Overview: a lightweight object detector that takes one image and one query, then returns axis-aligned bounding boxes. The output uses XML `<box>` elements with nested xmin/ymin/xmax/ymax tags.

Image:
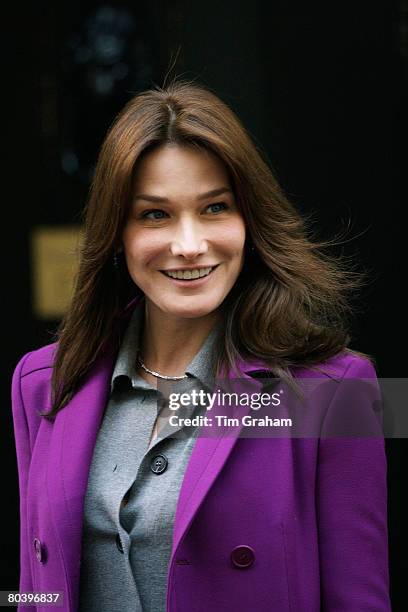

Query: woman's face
<box><xmin>122</xmin><ymin>144</ymin><xmax>246</xmax><ymax>320</ymax></box>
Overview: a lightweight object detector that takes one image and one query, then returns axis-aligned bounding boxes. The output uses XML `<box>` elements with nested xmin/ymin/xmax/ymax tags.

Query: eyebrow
<box><xmin>133</xmin><ymin>187</ymin><xmax>232</xmax><ymax>203</ymax></box>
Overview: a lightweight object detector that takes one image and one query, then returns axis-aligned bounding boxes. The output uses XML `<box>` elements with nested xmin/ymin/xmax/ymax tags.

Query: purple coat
<box><xmin>11</xmin><ymin>296</ymin><xmax>391</xmax><ymax>611</ymax></box>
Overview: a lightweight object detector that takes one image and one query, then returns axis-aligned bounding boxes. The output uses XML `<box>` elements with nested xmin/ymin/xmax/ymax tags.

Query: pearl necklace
<box><xmin>137</xmin><ymin>351</ymin><xmax>188</xmax><ymax>380</ymax></box>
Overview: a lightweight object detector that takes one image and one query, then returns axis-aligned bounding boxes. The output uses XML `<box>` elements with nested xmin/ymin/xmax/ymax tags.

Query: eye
<box><xmin>206</xmin><ymin>202</ymin><xmax>228</xmax><ymax>214</ymax></box>
<box><xmin>141</xmin><ymin>209</ymin><xmax>168</xmax><ymax>220</ymax></box>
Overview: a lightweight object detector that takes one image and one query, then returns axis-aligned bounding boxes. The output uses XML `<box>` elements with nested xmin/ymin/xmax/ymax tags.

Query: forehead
<box><xmin>132</xmin><ymin>144</ymin><xmax>231</xmax><ymax>193</ymax></box>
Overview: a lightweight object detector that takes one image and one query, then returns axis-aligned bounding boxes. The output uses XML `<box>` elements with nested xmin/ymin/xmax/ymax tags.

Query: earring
<box><xmin>113</xmin><ymin>244</ymin><xmax>124</xmax><ymax>268</ymax></box>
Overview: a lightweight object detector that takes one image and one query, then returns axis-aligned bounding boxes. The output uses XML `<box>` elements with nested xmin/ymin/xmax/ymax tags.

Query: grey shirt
<box><xmin>78</xmin><ymin>302</ymin><xmax>219</xmax><ymax>612</ymax></box>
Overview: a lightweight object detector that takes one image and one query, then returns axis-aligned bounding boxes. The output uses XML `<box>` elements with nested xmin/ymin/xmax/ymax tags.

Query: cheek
<box><xmin>123</xmin><ymin>228</ymin><xmax>164</xmax><ymax>264</ymax></box>
<box><xmin>220</xmin><ymin>220</ymin><xmax>246</xmax><ymax>258</ymax></box>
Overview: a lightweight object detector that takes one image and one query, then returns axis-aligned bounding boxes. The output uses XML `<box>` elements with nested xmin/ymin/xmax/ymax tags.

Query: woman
<box><xmin>11</xmin><ymin>80</ymin><xmax>390</xmax><ymax>611</ymax></box>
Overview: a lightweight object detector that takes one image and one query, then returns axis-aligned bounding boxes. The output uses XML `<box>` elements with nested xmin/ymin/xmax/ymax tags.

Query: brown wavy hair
<box><xmin>43</xmin><ymin>78</ymin><xmax>373</xmax><ymax>419</ymax></box>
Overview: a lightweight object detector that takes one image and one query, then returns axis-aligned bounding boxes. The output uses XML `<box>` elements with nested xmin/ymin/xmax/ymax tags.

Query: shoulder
<box><xmin>13</xmin><ymin>342</ymin><xmax>57</xmax><ymax>379</ymax></box>
<box><xmin>12</xmin><ymin>343</ymin><xmax>57</xmax><ymax>419</ymax></box>
<box><xmin>11</xmin><ymin>343</ymin><xmax>58</xmax><ymax>447</ymax></box>
<box><xmin>289</xmin><ymin>349</ymin><xmax>377</xmax><ymax>381</ymax></box>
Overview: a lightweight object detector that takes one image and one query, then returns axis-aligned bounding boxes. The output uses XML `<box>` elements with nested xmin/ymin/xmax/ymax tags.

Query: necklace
<box><xmin>137</xmin><ymin>351</ymin><xmax>188</xmax><ymax>380</ymax></box>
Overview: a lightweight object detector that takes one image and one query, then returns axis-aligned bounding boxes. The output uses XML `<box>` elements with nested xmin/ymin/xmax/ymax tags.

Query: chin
<box><xmin>159</xmin><ymin>299</ymin><xmax>221</xmax><ymax>320</ymax></box>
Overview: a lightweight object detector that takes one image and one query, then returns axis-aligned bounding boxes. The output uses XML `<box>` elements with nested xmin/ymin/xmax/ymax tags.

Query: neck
<box><xmin>139</xmin><ymin>299</ymin><xmax>220</xmax><ymax>377</ymax></box>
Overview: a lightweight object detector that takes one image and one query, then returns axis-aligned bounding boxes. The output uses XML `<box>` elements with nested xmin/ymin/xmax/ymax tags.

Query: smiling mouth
<box><xmin>160</xmin><ymin>265</ymin><xmax>219</xmax><ymax>281</ymax></box>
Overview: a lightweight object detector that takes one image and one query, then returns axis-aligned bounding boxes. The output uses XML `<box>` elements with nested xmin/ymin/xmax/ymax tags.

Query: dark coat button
<box><xmin>150</xmin><ymin>453</ymin><xmax>168</xmax><ymax>474</ymax></box>
<box><xmin>33</xmin><ymin>538</ymin><xmax>44</xmax><ymax>563</ymax></box>
<box><xmin>115</xmin><ymin>533</ymin><xmax>124</xmax><ymax>553</ymax></box>
<box><xmin>231</xmin><ymin>545</ymin><xmax>255</xmax><ymax>568</ymax></box>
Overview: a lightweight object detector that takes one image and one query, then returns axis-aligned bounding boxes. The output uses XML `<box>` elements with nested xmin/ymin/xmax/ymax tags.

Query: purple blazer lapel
<box><xmin>170</xmin><ymin>372</ymin><xmax>265</xmax><ymax>557</ymax></box>
<box><xmin>47</xmin><ymin>296</ymin><xmax>142</xmax><ymax>607</ymax></box>
<box><xmin>47</xmin><ymin>345</ymin><xmax>118</xmax><ymax>608</ymax></box>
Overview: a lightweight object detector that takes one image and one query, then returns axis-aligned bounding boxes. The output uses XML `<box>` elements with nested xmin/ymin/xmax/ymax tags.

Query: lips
<box><xmin>160</xmin><ymin>264</ymin><xmax>219</xmax><ymax>282</ymax></box>
<box><xmin>164</xmin><ymin>266</ymin><xmax>213</xmax><ymax>280</ymax></box>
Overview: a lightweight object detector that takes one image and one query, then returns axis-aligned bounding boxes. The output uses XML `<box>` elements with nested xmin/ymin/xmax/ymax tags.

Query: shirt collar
<box><xmin>110</xmin><ymin>299</ymin><xmax>145</xmax><ymax>392</ymax></box>
<box><xmin>184</xmin><ymin>321</ymin><xmax>221</xmax><ymax>390</ymax></box>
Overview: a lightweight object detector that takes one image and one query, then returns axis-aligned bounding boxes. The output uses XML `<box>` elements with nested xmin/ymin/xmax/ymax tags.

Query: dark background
<box><xmin>3</xmin><ymin>0</ymin><xmax>406</xmax><ymax>609</ymax></box>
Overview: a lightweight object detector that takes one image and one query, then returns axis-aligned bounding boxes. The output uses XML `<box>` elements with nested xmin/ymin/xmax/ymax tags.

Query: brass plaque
<box><xmin>31</xmin><ymin>226</ymin><xmax>83</xmax><ymax>319</ymax></box>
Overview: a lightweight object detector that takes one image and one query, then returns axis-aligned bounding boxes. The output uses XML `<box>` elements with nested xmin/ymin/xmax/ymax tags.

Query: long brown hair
<box><xmin>43</xmin><ymin>78</ymin><xmax>373</xmax><ymax>419</ymax></box>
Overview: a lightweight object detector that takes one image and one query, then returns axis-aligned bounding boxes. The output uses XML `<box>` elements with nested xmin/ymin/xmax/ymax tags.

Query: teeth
<box><xmin>165</xmin><ymin>267</ymin><xmax>214</xmax><ymax>280</ymax></box>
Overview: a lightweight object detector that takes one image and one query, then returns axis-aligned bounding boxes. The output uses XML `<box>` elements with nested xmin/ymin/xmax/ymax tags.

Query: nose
<box><xmin>169</xmin><ymin>219</ymin><xmax>208</xmax><ymax>259</ymax></box>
